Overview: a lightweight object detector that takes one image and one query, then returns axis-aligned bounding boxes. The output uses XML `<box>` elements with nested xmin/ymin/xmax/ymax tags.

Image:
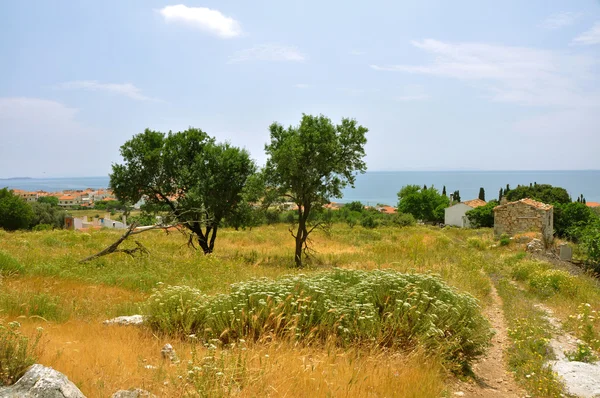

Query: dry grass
<box><xmin>0</xmin><ymin>224</ymin><xmax>499</xmax><ymax>397</ymax></box>
<box><xmin>15</xmin><ymin>319</ymin><xmax>444</xmax><ymax>398</ymax></box>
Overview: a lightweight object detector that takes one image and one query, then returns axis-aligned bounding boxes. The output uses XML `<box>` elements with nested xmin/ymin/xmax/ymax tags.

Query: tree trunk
<box><xmin>294</xmin><ymin>220</ymin><xmax>304</xmax><ymax>267</ymax></box>
<box><xmin>208</xmin><ymin>225</ymin><xmax>218</xmax><ymax>252</ymax></box>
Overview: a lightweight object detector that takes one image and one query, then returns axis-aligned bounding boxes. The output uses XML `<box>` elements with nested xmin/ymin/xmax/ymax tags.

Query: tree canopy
<box><xmin>505</xmin><ymin>183</ymin><xmax>570</xmax><ymax>204</ymax></box>
<box><xmin>466</xmin><ymin>200</ymin><xmax>498</xmax><ymax>228</ymax></box>
<box><xmin>0</xmin><ymin>188</ymin><xmax>34</xmax><ymax>231</ymax></box>
<box><xmin>397</xmin><ymin>185</ymin><xmax>449</xmax><ymax>223</ymax></box>
<box><xmin>110</xmin><ymin>128</ymin><xmax>256</xmax><ymax>254</ymax></box>
<box><xmin>264</xmin><ymin>114</ymin><xmax>368</xmax><ymax>267</ymax></box>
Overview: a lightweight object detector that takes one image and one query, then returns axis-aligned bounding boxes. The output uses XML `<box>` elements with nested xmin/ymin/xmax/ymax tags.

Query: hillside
<box><xmin>1</xmin><ymin>225</ymin><xmax>599</xmax><ymax>397</ymax></box>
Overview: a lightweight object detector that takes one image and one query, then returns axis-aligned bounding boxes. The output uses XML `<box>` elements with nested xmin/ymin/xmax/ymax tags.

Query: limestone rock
<box><xmin>111</xmin><ymin>388</ymin><xmax>156</xmax><ymax>398</ymax></box>
<box><xmin>103</xmin><ymin>315</ymin><xmax>145</xmax><ymax>326</ymax></box>
<box><xmin>526</xmin><ymin>239</ymin><xmax>544</xmax><ymax>253</ymax></box>
<box><xmin>0</xmin><ymin>364</ymin><xmax>85</xmax><ymax>398</ymax></box>
<box><xmin>161</xmin><ymin>344</ymin><xmax>178</xmax><ymax>362</ymax></box>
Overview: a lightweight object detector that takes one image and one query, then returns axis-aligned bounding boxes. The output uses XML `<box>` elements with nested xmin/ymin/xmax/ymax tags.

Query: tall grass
<box><xmin>0</xmin><ymin>321</ymin><xmax>42</xmax><ymax>386</ymax></box>
<box><xmin>146</xmin><ymin>269</ymin><xmax>492</xmax><ymax>372</ymax></box>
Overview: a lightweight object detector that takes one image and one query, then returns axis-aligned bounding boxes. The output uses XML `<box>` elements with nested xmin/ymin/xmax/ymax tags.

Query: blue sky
<box><xmin>1</xmin><ymin>1</ymin><xmax>599</xmax><ymax>178</ymax></box>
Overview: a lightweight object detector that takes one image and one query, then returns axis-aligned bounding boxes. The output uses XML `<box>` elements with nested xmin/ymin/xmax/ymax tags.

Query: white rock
<box><xmin>160</xmin><ymin>344</ymin><xmax>178</xmax><ymax>362</ymax></box>
<box><xmin>0</xmin><ymin>364</ymin><xmax>85</xmax><ymax>398</ymax></box>
<box><xmin>103</xmin><ymin>315</ymin><xmax>145</xmax><ymax>326</ymax></box>
<box><xmin>111</xmin><ymin>388</ymin><xmax>156</xmax><ymax>398</ymax></box>
<box><xmin>550</xmin><ymin>360</ymin><xmax>600</xmax><ymax>398</ymax></box>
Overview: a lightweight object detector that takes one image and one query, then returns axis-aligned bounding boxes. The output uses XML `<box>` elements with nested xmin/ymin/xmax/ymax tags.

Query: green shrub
<box><xmin>511</xmin><ymin>260</ymin><xmax>544</xmax><ymax>282</ymax></box>
<box><xmin>466</xmin><ymin>237</ymin><xmax>487</xmax><ymax>251</ymax></box>
<box><xmin>499</xmin><ymin>234</ymin><xmax>511</xmax><ymax>246</ymax></box>
<box><xmin>0</xmin><ymin>321</ymin><xmax>42</xmax><ymax>386</ymax></box>
<box><xmin>146</xmin><ymin>269</ymin><xmax>492</xmax><ymax>372</ymax></box>
<box><xmin>528</xmin><ymin>269</ymin><xmax>576</xmax><ymax>298</ymax></box>
<box><xmin>32</xmin><ymin>224</ymin><xmax>53</xmax><ymax>231</ymax></box>
<box><xmin>0</xmin><ymin>251</ymin><xmax>25</xmax><ymax>276</ymax></box>
<box><xmin>393</xmin><ymin>212</ymin><xmax>416</xmax><ymax>227</ymax></box>
<box><xmin>360</xmin><ymin>214</ymin><xmax>377</xmax><ymax>229</ymax></box>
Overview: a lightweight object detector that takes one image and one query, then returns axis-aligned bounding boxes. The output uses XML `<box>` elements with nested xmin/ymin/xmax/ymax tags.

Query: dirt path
<box><xmin>454</xmin><ymin>284</ymin><xmax>526</xmax><ymax>398</ymax></box>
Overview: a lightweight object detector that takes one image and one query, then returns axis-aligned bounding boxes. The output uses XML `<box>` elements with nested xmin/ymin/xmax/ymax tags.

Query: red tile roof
<box><xmin>587</xmin><ymin>202</ymin><xmax>600</xmax><ymax>208</ymax></box>
<box><xmin>463</xmin><ymin>199</ymin><xmax>487</xmax><ymax>208</ymax></box>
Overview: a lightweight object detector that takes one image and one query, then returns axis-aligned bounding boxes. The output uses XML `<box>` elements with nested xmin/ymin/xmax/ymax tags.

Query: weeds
<box><xmin>496</xmin><ymin>279</ymin><xmax>564</xmax><ymax>396</ymax></box>
<box><xmin>0</xmin><ymin>321</ymin><xmax>42</xmax><ymax>386</ymax></box>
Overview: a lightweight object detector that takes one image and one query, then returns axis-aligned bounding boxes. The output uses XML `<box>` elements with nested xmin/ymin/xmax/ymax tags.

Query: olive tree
<box><xmin>264</xmin><ymin>114</ymin><xmax>368</xmax><ymax>267</ymax></box>
<box><xmin>110</xmin><ymin>128</ymin><xmax>256</xmax><ymax>254</ymax></box>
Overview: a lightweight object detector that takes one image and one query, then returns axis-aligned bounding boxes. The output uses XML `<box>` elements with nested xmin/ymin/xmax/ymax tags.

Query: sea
<box><xmin>2</xmin><ymin>171</ymin><xmax>599</xmax><ymax>206</ymax></box>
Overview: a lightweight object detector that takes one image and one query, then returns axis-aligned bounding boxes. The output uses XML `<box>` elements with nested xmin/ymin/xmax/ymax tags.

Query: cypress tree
<box><xmin>498</xmin><ymin>188</ymin><xmax>503</xmax><ymax>201</ymax></box>
<box><xmin>478</xmin><ymin>187</ymin><xmax>485</xmax><ymax>201</ymax></box>
<box><xmin>442</xmin><ymin>185</ymin><xmax>446</xmax><ymax>196</ymax></box>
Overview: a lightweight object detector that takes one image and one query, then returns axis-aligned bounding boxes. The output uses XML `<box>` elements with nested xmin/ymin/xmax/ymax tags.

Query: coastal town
<box><xmin>9</xmin><ymin>187</ymin><xmax>117</xmax><ymax>208</ymax></box>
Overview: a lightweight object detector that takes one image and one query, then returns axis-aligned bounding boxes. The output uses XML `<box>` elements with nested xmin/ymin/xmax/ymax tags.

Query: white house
<box><xmin>444</xmin><ymin>199</ymin><xmax>487</xmax><ymax>227</ymax></box>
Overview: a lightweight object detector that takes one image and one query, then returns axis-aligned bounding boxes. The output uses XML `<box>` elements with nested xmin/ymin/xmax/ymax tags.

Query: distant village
<box><xmin>10</xmin><ymin>187</ymin><xmax>119</xmax><ymax>208</ymax></box>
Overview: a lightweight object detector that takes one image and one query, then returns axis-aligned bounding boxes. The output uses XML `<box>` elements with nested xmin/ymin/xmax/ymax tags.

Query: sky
<box><xmin>1</xmin><ymin>0</ymin><xmax>599</xmax><ymax>178</ymax></box>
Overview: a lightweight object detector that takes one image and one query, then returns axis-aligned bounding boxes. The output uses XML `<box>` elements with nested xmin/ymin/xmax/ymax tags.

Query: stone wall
<box><xmin>494</xmin><ymin>202</ymin><xmax>553</xmax><ymax>242</ymax></box>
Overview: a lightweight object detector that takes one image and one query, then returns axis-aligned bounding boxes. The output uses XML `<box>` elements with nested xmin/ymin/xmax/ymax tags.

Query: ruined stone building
<box><xmin>493</xmin><ymin>198</ymin><xmax>553</xmax><ymax>242</ymax></box>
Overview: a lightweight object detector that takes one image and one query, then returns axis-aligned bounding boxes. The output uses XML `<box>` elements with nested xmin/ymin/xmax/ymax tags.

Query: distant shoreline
<box><xmin>0</xmin><ymin>177</ymin><xmax>32</xmax><ymax>180</ymax></box>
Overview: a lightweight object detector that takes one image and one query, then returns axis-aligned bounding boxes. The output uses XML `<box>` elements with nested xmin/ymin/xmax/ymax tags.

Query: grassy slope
<box><xmin>0</xmin><ymin>225</ymin><xmax>598</xmax><ymax>397</ymax></box>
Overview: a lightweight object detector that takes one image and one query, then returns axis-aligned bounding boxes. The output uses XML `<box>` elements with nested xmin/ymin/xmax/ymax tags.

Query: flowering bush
<box><xmin>146</xmin><ymin>269</ymin><xmax>492</xmax><ymax>371</ymax></box>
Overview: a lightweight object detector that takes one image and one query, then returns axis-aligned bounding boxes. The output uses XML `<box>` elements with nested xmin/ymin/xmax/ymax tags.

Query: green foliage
<box><xmin>392</xmin><ymin>212</ymin><xmax>416</xmax><ymax>227</ymax></box>
<box><xmin>0</xmin><ymin>250</ymin><xmax>25</xmax><ymax>276</ymax></box>
<box><xmin>499</xmin><ymin>233</ymin><xmax>511</xmax><ymax>246</ymax></box>
<box><xmin>110</xmin><ymin>128</ymin><xmax>257</xmax><ymax>254</ymax></box>
<box><xmin>264</xmin><ymin>114</ymin><xmax>368</xmax><ymax>267</ymax></box>
<box><xmin>360</xmin><ymin>214</ymin><xmax>378</xmax><ymax>229</ymax></box>
<box><xmin>505</xmin><ymin>183</ymin><xmax>571</xmax><ymax>204</ymax></box>
<box><xmin>528</xmin><ymin>269</ymin><xmax>577</xmax><ymax>298</ymax></box>
<box><xmin>554</xmin><ymin>202</ymin><xmax>597</xmax><ymax>240</ymax></box>
<box><xmin>32</xmin><ymin>224</ymin><xmax>52</xmax><ymax>231</ymax></box>
<box><xmin>29</xmin><ymin>202</ymin><xmax>66</xmax><ymax>229</ymax></box>
<box><xmin>466</xmin><ymin>200</ymin><xmax>498</xmax><ymax>228</ymax></box>
<box><xmin>565</xmin><ymin>343</ymin><xmax>598</xmax><ymax>363</ymax></box>
<box><xmin>397</xmin><ymin>185</ymin><xmax>449</xmax><ymax>223</ymax></box>
<box><xmin>568</xmin><ymin>303</ymin><xmax>600</xmax><ymax>352</ymax></box>
<box><xmin>0</xmin><ymin>321</ymin><xmax>42</xmax><ymax>386</ymax></box>
<box><xmin>146</xmin><ymin>269</ymin><xmax>491</xmax><ymax>372</ymax></box>
<box><xmin>466</xmin><ymin>237</ymin><xmax>487</xmax><ymax>251</ymax></box>
<box><xmin>37</xmin><ymin>196</ymin><xmax>59</xmax><ymax>206</ymax></box>
<box><xmin>0</xmin><ymin>188</ymin><xmax>34</xmax><ymax>231</ymax></box>
<box><xmin>127</xmin><ymin>212</ymin><xmax>156</xmax><ymax>227</ymax></box>
<box><xmin>345</xmin><ymin>201</ymin><xmax>364</xmax><ymax>213</ymax></box>
<box><xmin>580</xmin><ymin>223</ymin><xmax>600</xmax><ymax>271</ymax></box>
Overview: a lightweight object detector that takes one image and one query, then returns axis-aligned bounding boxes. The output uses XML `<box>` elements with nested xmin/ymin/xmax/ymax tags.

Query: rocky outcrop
<box><xmin>0</xmin><ymin>364</ymin><xmax>85</xmax><ymax>398</ymax></box>
<box><xmin>526</xmin><ymin>239</ymin><xmax>544</xmax><ymax>253</ymax></box>
<box><xmin>103</xmin><ymin>315</ymin><xmax>145</xmax><ymax>326</ymax></box>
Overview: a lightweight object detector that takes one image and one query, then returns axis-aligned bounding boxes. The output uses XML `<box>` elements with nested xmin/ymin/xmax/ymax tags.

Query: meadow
<box><xmin>1</xmin><ymin>224</ymin><xmax>599</xmax><ymax>397</ymax></box>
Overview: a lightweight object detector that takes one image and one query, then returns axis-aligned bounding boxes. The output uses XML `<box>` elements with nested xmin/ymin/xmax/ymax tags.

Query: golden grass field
<box><xmin>1</xmin><ymin>224</ymin><xmax>599</xmax><ymax>397</ymax></box>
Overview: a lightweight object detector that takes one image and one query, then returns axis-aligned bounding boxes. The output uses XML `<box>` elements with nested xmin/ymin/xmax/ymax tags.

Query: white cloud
<box><xmin>295</xmin><ymin>83</ymin><xmax>310</xmax><ymax>89</ymax></box>
<box><xmin>55</xmin><ymin>80</ymin><xmax>157</xmax><ymax>101</ymax></box>
<box><xmin>371</xmin><ymin>39</ymin><xmax>600</xmax><ymax>108</ymax></box>
<box><xmin>159</xmin><ymin>5</ymin><xmax>242</xmax><ymax>39</ymax></box>
<box><xmin>539</xmin><ymin>12</ymin><xmax>581</xmax><ymax>30</ymax></box>
<box><xmin>229</xmin><ymin>44</ymin><xmax>306</xmax><ymax>63</ymax></box>
<box><xmin>572</xmin><ymin>22</ymin><xmax>600</xmax><ymax>45</ymax></box>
